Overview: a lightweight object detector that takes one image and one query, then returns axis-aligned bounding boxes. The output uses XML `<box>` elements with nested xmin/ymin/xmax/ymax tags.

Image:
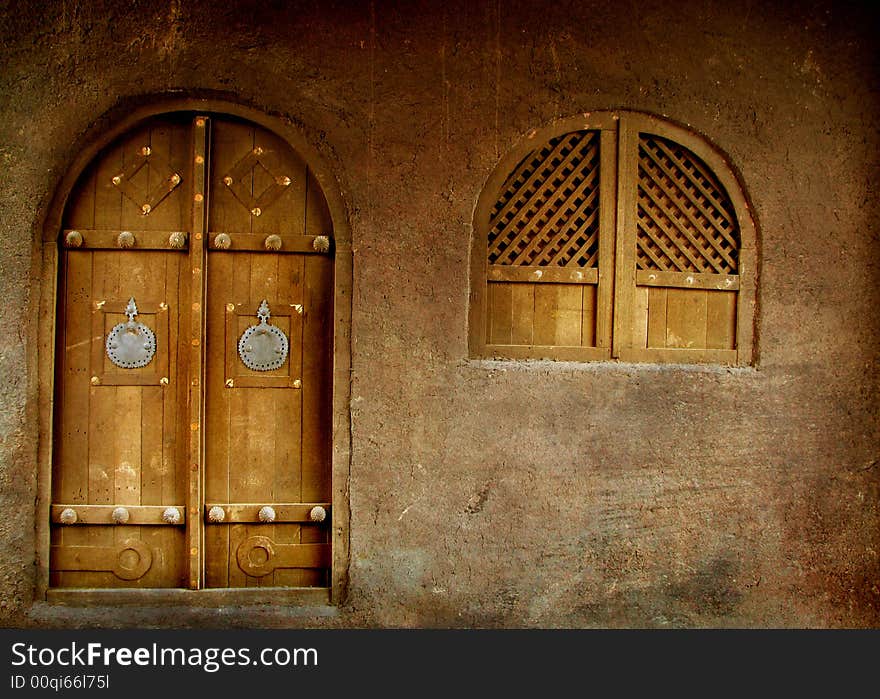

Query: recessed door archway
<box><xmin>36</xmin><ymin>100</ymin><xmax>351</xmax><ymax>604</ymax></box>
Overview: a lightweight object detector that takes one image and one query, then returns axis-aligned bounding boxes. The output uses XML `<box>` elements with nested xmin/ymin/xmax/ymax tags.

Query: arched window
<box><xmin>469</xmin><ymin>111</ymin><xmax>757</xmax><ymax>365</ymax></box>
<box><xmin>36</xmin><ymin>102</ymin><xmax>351</xmax><ymax>604</ymax></box>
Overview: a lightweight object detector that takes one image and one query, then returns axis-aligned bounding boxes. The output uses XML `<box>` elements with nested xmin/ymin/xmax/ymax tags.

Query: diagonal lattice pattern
<box><xmin>488</xmin><ymin>130</ymin><xmax>600</xmax><ymax>267</ymax></box>
<box><xmin>637</xmin><ymin>135</ymin><xmax>740</xmax><ymax>274</ymax></box>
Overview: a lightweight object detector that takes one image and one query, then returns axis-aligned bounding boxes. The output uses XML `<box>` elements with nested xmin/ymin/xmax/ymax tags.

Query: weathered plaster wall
<box><xmin>1</xmin><ymin>0</ymin><xmax>877</xmax><ymax>627</ymax></box>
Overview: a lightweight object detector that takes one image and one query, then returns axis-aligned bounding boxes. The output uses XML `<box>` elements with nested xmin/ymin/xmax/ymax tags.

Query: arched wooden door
<box><xmin>51</xmin><ymin>113</ymin><xmax>334</xmax><ymax>590</ymax></box>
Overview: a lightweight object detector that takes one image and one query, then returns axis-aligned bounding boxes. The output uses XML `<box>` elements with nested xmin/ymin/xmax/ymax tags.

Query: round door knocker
<box><xmin>237</xmin><ymin>299</ymin><xmax>289</xmax><ymax>371</ymax></box>
<box><xmin>106</xmin><ymin>297</ymin><xmax>156</xmax><ymax>369</ymax></box>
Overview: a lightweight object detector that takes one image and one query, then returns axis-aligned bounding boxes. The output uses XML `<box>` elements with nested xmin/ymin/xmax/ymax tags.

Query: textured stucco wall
<box><xmin>0</xmin><ymin>0</ymin><xmax>877</xmax><ymax>627</ymax></box>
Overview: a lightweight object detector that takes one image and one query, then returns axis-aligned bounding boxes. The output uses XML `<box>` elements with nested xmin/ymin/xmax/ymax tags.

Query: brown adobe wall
<box><xmin>0</xmin><ymin>0</ymin><xmax>877</xmax><ymax>627</ymax></box>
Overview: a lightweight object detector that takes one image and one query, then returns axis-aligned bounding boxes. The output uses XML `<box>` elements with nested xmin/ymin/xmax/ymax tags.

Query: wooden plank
<box><xmin>487</xmin><ymin>265</ymin><xmax>598</xmax><ymax>284</ymax></box>
<box><xmin>186</xmin><ymin>115</ymin><xmax>209</xmax><ymax>589</ymax></box>
<box><xmin>209</xmin><ymin>119</ymin><xmax>257</xmax><ymax>235</ymax></box>
<box><xmin>596</xmin><ymin>128</ymin><xmax>616</xmax><ymax>348</ymax></box>
<box><xmin>631</xmin><ymin>285</ymin><xmax>649</xmax><ymax>349</ymax></box>
<box><xmin>304</xmin><ymin>168</ymin><xmax>333</xmax><ymax>237</ymax></box>
<box><xmin>706</xmin><ymin>290</ymin><xmax>737</xmax><ymax>350</ymax></box>
<box><xmin>206</xmin><ymin>232</ymin><xmax>325</xmax><ymax>253</ymax></box>
<box><xmin>252</xmin><ymin>126</ymin><xmax>307</xmax><ymax>237</ymax></box>
<box><xmin>510</xmin><ymin>283</ymin><xmax>535</xmax><ymax>345</ymax></box>
<box><xmin>61</xmin><ymin>229</ymin><xmax>189</xmax><ymax>250</ymax></box>
<box><xmin>665</xmin><ymin>288</ymin><xmax>709</xmax><ymax>348</ymax></box>
<box><xmin>486</xmin><ymin>282</ymin><xmax>513</xmax><ymax>345</ymax></box>
<box><xmin>646</xmin><ymin>287</ymin><xmax>668</xmax><ymax>349</ymax></box>
<box><xmin>580</xmin><ymin>284</ymin><xmax>597</xmax><ymax>347</ymax></box>
<box><xmin>274</xmin><ymin>254</ymin><xmax>305</xmax><ymax>587</ymax></box>
<box><xmin>636</xmin><ymin>269</ymin><xmax>739</xmax><ymax>290</ymax></box>
<box><xmin>612</xmin><ymin>117</ymin><xmax>639</xmax><ymax>357</ymax></box>
<box><xmin>204</xmin><ymin>252</ymin><xmax>232</xmax><ymax>589</ymax></box>
<box><xmin>532</xmin><ymin>284</ymin><xmax>558</xmax><ymax>346</ymax></box>
<box><xmin>555</xmin><ymin>284</ymin><xmax>583</xmax><ymax>346</ymax></box>
<box><xmin>203</xmin><ymin>504</ymin><xmax>331</xmax><ymax>524</ymax></box>
<box><xmin>51</xmin><ymin>505</ymin><xmax>186</xmax><ymax>525</ymax></box>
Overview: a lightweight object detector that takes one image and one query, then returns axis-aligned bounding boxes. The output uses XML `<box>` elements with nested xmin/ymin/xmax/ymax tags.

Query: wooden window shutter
<box><xmin>471</xmin><ymin>111</ymin><xmax>757</xmax><ymax>365</ymax></box>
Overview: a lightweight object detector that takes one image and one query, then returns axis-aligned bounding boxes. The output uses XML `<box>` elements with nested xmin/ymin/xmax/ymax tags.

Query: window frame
<box><xmin>468</xmin><ymin>110</ymin><xmax>758</xmax><ymax>366</ymax></box>
<box><xmin>34</xmin><ymin>98</ymin><xmax>353</xmax><ymax>606</ymax></box>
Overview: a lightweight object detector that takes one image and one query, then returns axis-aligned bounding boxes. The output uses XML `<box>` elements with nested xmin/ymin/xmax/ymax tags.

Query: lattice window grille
<box><xmin>488</xmin><ymin>131</ymin><xmax>601</xmax><ymax>268</ymax></box>
<box><xmin>636</xmin><ymin>135</ymin><xmax>739</xmax><ymax>274</ymax></box>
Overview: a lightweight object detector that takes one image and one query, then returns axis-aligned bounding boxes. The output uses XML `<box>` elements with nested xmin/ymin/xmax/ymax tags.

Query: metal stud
<box><xmin>223</xmin><ymin>176</ymin><xmax>233</xmax><ymax>186</ymax></box>
<box><xmin>214</xmin><ymin>233</ymin><xmax>232</xmax><ymax>249</ymax></box>
<box><xmin>253</xmin><ymin>146</ymin><xmax>263</xmax><ymax>155</ymax></box>
<box><xmin>225</xmin><ymin>379</ymin><xmax>234</xmax><ymax>388</ymax></box>
<box><xmin>170</xmin><ymin>173</ymin><xmax>181</xmax><ymax>185</ymax></box>
<box><xmin>111</xmin><ymin>175</ymin><xmax>123</xmax><ymax>186</ymax></box>
<box><xmin>258</xmin><ymin>506</ymin><xmax>276</xmax><ymax>523</ymax></box>
<box><xmin>65</xmin><ymin>230</ymin><xmax>83</xmax><ymax>248</ymax></box>
<box><xmin>162</xmin><ymin>507</ymin><xmax>181</xmax><ymax>525</ymax></box>
<box><xmin>141</xmin><ymin>203</ymin><xmax>152</xmax><ymax>215</ymax></box>
<box><xmin>117</xmin><ymin>231</ymin><xmax>135</xmax><ymax>248</ymax></box>
<box><xmin>168</xmin><ymin>231</ymin><xmax>187</xmax><ymax>249</ymax></box>
<box><xmin>59</xmin><ymin>508</ymin><xmax>78</xmax><ymax>525</ymax></box>
<box><xmin>309</xmin><ymin>506</ymin><xmax>327</xmax><ymax>523</ymax></box>
<box><xmin>293</xmin><ymin>379</ymin><xmax>302</xmax><ymax>389</ymax></box>
<box><xmin>111</xmin><ymin>507</ymin><xmax>130</xmax><ymax>524</ymax></box>
<box><xmin>208</xmin><ymin>506</ymin><xmax>225</xmax><ymax>523</ymax></box>
<box><xmin>90</xmin><ymin>376</ymin><xmax>100</xmax><ymax>385</ymax></box>
<box><xmin>141</xmin><ymin>146</ymin><xmax>152</xmax><ymax>156</ymax></box>
<box><xmin>159</xmin><ymin>377</ymin><xmax>169</xmax><ymax>386</ymax></box>
<box><xmin>312</xmin><ymin>235</ymin><xmax>330</xmax><ymax>253</ymax></box>
<box><xmin>279</xmin><ymin>176</ymin><xmax>291</xmax><ymax>186</ymax></box>
<box><xmin>264</xmin><ymin>234</ymin><xmax>282</xmax><ymax>251</ymax></box>
<box><xmin>251</xmin><ymin>207</ymin><xmax>262</xmax><ymax>217</ymax></box>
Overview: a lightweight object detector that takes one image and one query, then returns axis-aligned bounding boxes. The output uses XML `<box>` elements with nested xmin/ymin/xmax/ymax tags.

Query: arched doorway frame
<box><xmin>34</xmin><ymin>96</ymin><xmax>352</xmax><ymax>605</ymax></box>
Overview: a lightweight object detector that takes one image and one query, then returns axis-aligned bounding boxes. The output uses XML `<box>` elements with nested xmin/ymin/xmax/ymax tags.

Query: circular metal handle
<box><xmin>309</xmin><ymin>506</ymin><xmax>327</xmax><ymax>523</ymax></box>
<box><xmin>258</xmin><ymin>506</ymin><xmax>276</xmax><ymax>523</ymax></box>
<box><xmin>59</xmin><ymin>508</ymin><xmax>78</xmax><ymax>525</ymax></box>
<box><xmin>111</xmin><ymin>507</ymin><xmax>130</xmax><ymax>524</ymax></box>
<box><xmin>162</xmin><ymin>507</ymin><xmax>181</xmax><ymax>524</ymax></box>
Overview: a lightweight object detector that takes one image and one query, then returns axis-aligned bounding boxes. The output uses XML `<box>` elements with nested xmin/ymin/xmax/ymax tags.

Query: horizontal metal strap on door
<box><xmin>488</xmin><ymin>265</ymin><xmax>599</xmax><ymax>285</ymax></box>
<box><xmin>204</xmin><ymin>503</ymin><xmax>331</xmax><ymax>524</ymax></box>
<box><xmin>635</xmin><ymin>269</ymin><xmax>740</xmax><ymax>291</ymax></box>
<box><xmin>207</xmin><ymin>232</ymin><xmax>331</xmax><ymax>254</ymax></box>
<box><xmin>62</xmin><ymin>229</ymin><xmax>190</xmax><ymax>250</ymax></box>
<box><xmin>51</xmin><ymin>539</ymin><xmax>153</xmax><ymax>581</ymax></box>
<box><xmin>51</xmin><ymin>504</ymin><xmax>186</xmax><ymax>526</ymax></box>
<box><xmin>236</xmin><ymin>538</ymin><xmax>331</xmax><ymax>577</ymax></box>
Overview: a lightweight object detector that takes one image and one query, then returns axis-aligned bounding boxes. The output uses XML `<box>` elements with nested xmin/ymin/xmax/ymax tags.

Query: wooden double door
<box><xmin>51</xmin><ymin>113</ymin><xmax>333</xmax><ymax>589</ymax></box>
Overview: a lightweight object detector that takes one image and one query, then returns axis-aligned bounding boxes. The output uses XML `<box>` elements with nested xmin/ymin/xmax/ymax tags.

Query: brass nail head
<box><xmin>90</xmin><ymin>376</ymin><xmax>100</xmax><ymax>385</ymax></box>
<box><xmin>225</xmin><ymin>379</ymin><xmax>234</xmax><ymax>388</ymax></box>
<box><xmin>293</xmin><ymin>379</ymin><xmax>302</xmax><ymax>389</ymax></box>
<box><xmin>194</xmin><ymin>193</ymin><xmax>204</xmax><ymax>203</ymax></box>
<box><xmin>223</xmin><ymin>175</ymin><xmax>233</xmax><ymax>186</ymax></box>
<box><xmin>160</xmin><ymin>377</ymin><xmax>169</xmax><ymax>386</ymax></box>
<box><xmin>141</xmin><ymin>203</ymin><xmax>151</xmax><ymax>215</ymax></box>
<box><xmin>226</xmin><ymin>303</ymin><xmax>235</xmax><ymax>312</ymax></box>
<box><xmin>195</xmin><ymin>155</ymin><xmax>204</xmax><ymax>164</ymax></box>
<box><xmin>141</xmin><ymin>146</ymin><xmax>151</xmax><ymax>156</ymax></box>
<box><xmin>111</xmin><ymin>175</ymin><xmax>122</xmax><ymax>186</ymax></box>
<box><xmin>170</xmin><ymin>173</ymin><xmax>181</xmax><ymax>184</ymax></box>
<box><xmin>251</xmin><ymin>207</ymin><xmax>262</xmax><ymax>217</ymax></box>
